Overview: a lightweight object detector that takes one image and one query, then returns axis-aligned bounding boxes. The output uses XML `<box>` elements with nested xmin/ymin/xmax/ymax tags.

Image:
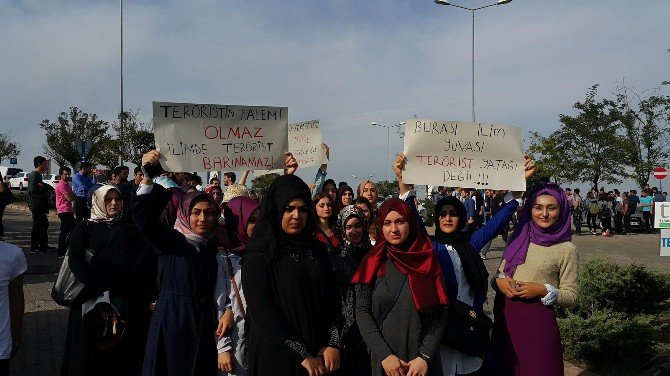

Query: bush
<box><xmin>558</xmin><ymin>309</ymin><xmax>659</xmax><ymax>362</ymax></box>
<box><xmin>572</xmin><ymin>258</ymin><xmax>670</xmax><ymax>315</ymax></box>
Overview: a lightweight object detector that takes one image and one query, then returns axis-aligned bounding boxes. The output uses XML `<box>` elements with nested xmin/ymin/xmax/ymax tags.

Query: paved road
<box><xmin>4</xmin><ymin>206</ymin><xmax>667</xmax><ymax>375</ymax></box>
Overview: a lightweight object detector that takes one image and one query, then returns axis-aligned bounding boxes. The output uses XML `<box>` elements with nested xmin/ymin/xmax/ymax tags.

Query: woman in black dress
<box><xmin>61</xmin><ymin>184</ymin><xmax>157</xmax><ymax>376</ymax></box>
<box><xmin>242</xmin><ymin>174</ymin><xmax>342</xmax><ymax>376</ymax></box>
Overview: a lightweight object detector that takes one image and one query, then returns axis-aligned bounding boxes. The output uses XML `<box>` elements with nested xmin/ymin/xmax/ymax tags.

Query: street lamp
<box><xmin>371</xmin><ymin>121</ymin><xmax>406</xmax><ymax>181</ymax></box>
<box><xmin>433</xmin><ymin>0</ymin><xmax>512</xmax><ymax>122</ymax></box>
<box><xmin>118</xmin><ymin>0</ymin><xmax>125</xmax><ymax>166</ymax></box>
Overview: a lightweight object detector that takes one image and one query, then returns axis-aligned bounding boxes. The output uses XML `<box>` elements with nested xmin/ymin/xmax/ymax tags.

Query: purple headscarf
<box><xmin>502</xmin><ymin>182</ymin><xmax>572</xmax><ymax>277</ymax></box>
<box><xmin>225</xmin><ymin>196</ymin><xmax>260</xmax><ymax>255</ymax></box>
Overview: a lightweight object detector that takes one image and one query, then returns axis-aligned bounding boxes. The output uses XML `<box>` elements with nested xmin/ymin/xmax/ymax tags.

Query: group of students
<box><xmin>568</xmin><ymin>186</ymin><xmax>665</xmax><ymax>236</ymax></box>
<box><xmin>55</xmin><ymin>149</ymin><xmax>578</xmax><ymax>376</ymax></box>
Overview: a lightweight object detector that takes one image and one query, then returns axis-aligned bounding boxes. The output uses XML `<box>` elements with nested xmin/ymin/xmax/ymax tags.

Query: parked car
<box><xmin>0</xmin><ymin>166</ymin><xmax>22</xmax><ymax>182</ymax></box>
<box><xmin>9</xmin><ymin>172</ymin><xmax>29</xmax><ymax>190</ymax></box>
<box><xmin>628</xmin><ymin>206</ymin><xmax>647</xmax><ymax>233</ymax></box>
<box><xmin>42</xmin><ymin>174</ymin><xmax>61</xmax><ymax>190</ymax></box>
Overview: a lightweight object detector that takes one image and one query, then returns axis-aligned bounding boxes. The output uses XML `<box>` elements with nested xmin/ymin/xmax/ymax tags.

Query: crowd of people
<box><xmin>0</xmin><ymin>148</ymin><xmax>587</xmax><ymax>376</ymax></box>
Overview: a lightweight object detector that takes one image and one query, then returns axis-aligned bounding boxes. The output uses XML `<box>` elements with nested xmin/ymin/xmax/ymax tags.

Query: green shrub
<box><xmin>558</xmin><ymin>309</ymin><xmax>659</xmax><ymax>362</ymax></box>
<box><xmin>572</xmin><ymin>258</ymin><xmax>670</xmax><ymax>315</ymax></box>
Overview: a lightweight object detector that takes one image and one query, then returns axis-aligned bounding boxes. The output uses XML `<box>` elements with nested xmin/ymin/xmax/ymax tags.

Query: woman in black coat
<box><xmin>242</xmin><ymin>174</ymin><xmax>342</xmax><ymax>376</ymax></box>
<box><xmin>132</xmin><ymin>151</ymin><xmax>222</xmax><ymax>376</ymax></box>
<box><xmin>61</xmin><ymin>184</ymin><xmax>157</xmax><ymax>376</ymax></box>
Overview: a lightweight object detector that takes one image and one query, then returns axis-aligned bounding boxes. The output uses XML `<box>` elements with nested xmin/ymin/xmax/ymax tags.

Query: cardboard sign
<box><xmin>288</xmin><ymin>120</ymin><xmax>326</xmax><ymax>168</ymax></box>
<box><xmin>402</xmin><ymin>119</ymin><xmax>526</xmax><ymax>190</ymax></box>
<box><xmin>153</xmin><ymin>102</ymin><xmax>288</xmax><ymax>172</ymax></box>
<box><xmin>654</xmin><ymin>202</ymin><xmax>670</xmax><ymax>229</ymax></box>
<box><xmin>660</xmin><ymin>229</ymin><xmax>670</xmax><ymax>256</ymax></box>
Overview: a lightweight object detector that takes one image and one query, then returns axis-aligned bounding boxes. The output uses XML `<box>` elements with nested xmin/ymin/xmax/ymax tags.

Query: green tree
<box><xmin>0</xmin><ymin>132</ymin><xmax>20</xmax><ymax>164</ymax></box>
<box><xmin>537</xmin><ymin>85</ymin><xmax>628</xmax><ymax>191</ymax></box>
<box><xmin>527</xmin><ymin>131</ymin><xmax>577</xmax><ymax>185</ymax></box>
<box><xmin>251</xmin><ymin>172</ymin><xmax>281</xmax><ymax>201</ymax></box>
<box><xmin>96</xmin><ymin>110</ymin><xmax>156</xmax><ymax>169</ymax></box>
<box><xmin>376</xmin><ymin>179</ymin><xmax>399</xmax><ymax>199</ymax></box>
<box><xmin>39</xmin><ymin>107</ymin><xmax>112</xmax><ymax>169</ymax></box>
<box><xmin>614</xmin><ymin>83</ymin><xmax>670</xmax><ymax>188</ymax></box>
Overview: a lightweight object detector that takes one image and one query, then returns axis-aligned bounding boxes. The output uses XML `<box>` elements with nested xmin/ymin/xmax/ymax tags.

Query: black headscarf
<box><xmin>434</xmin><ymin>196</ymin><xmax>488</xmax><ymax>297</ymax></box>
<box><xmin>244</xmin><ymin>174</ymin><xmax>317</xmax><ymax>262</ymax></box>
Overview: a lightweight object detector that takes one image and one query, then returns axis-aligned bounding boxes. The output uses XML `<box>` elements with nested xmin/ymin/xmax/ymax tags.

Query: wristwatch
<box><xmin>419</xmin><ymin>353</ymin><xmax>432</xmax><ymax>364</ymax></box>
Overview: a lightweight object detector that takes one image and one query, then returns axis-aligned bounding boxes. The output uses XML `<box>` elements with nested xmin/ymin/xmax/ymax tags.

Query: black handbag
<box><xmin>51</xmin><ymin>222</ymin><xmax>94</xmax><ymax>307</ymax></box>
<box><xmin>441</xmin><ymin>299</ymin><xmax>493</xmax><ymax>358</ymax></box>
<box><xmin>51</xmin><ymin>253</ymin><xmax>85</xmax><ymax>307</ymax></box>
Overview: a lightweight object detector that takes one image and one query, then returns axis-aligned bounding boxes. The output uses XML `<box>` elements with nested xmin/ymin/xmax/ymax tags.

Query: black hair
<box><xmin>134</xmin><ymin>166</ymin><xmax>142</xmax><ymax>174</ymax></box>
<box><xmin>112</xmin><ymin>165</ymin><xmax>129</xmax><ymax>175</ymax></box>
<box><xmin>58</xmin><ymin>166</ymin><xmax>71</xmax><ymax>175</ymax></box>
<box><xmin>33</xmin><ymin>156</ymin><xmax>47</xmax><ymax>167</ymax></box>
<box><xmin>80</xmin><ymin>162</ymin><xmax>93</xmax><ymax>170</ymax></box>
<box><xmin>224</xmin><ymin>172</ymin><xmax>236</xmax><ymax>183</ymax></box>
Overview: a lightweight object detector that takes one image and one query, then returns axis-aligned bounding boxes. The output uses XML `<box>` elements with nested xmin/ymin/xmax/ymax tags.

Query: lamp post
<box><xmin>118</xmin><ymin>0</ymin><xmax>125</xmax><ymax>167</ymax></box>
<box><xmin>433</xmin><ymin>0</ymin><xmax>512</xmax><ymax>122</ymax></box>
<box><xmin>371</xmin><ymin>122</ymin><xmax>405</xmax><ymax>181</ymax></box>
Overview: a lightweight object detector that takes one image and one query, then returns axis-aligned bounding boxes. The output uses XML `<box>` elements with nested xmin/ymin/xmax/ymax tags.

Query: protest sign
<box><xmin>402</xmin><ymin>119</ymin><xmax>526</xmax><ymax>191</ymax></box>
<box><xmin>153</xmin><ymin>102</ymin><xmax>288</xmax><ymax>172</ymax></box>
<box><xmin>661</xmin><ymin>229</ymin><xmax>670</xmax><ymax>256</ymax></box>
<box><xmin>288</xmin><ymin>120</ymin><xmax>327</xmax><ymax>168</ymax></box>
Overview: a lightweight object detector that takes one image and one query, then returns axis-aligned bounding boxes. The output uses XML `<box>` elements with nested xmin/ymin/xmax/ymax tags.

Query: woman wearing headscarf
<box><xmin>206</xmin><ymin>185</ymin><xmax>224</xmax><ymax>205</ymax></box>
<box><xmin>61</xmin><ymin>185</ymin><xmax>157</xmax><ymax>376</ymax></box>
<box><xmin>214</xmin><ymin>196</ymin><xmax>260</xmax><ymax>376</ymax></box>
<box><xmin>313</xmin><ymin>192</ymin><xmax>341</xmax><ymax>250</ymax></box>
<box><xmin>331</xmin><ymin>205</ymin><xmax>373</xmax><ymax>375</ymax></box>
<box><xmin>393</xmin><ymin>154</ymin><xmax>536</xmax><ymax>375</ymax></box>
<box><xmin>493</xmin><ymin>182</ymin><xmax>579</xmax><ymax>376</ymax></box>
<box><xmin>133</xmin><ymin>151</ymin><xmax>222</xmax><ymax>376</ymax></box>
<box><xmin>242</xmin><ymin>174</ymin><xmax>342</xmax><ymax>376</ymax></box>
<box><xmin>353</xmin><ymin>198</ymin><xmax>449</xmax><ymax>376</ymax></box>
<box><xmin>335</xmin><ymin>185</ymin><xmax>355</xmax><ymax>213</ymax></box>
<box><xmin>354</xmin><ymin>196</ymin><xmax>378</xmax><ymax>245</ymax></box>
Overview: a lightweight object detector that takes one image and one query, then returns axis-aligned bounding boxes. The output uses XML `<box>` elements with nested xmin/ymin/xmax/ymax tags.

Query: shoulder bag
<box><xmin>441</xmin><ymin>298</ymin><xmax>493</xmax><ymax>358</ymax></box>
<box><xmin>51</xmin><ymin>221</ymin><xmax>94</xmax><ymax>307</ymax></box>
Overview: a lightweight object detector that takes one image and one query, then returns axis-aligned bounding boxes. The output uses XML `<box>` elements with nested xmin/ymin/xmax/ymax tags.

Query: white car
<box><xmin>42</xmin><ymin>174</ymin><xmax>61</xmax><ymax>190</ymax></box>
<box><xmin>9</xmin><ymin>172</ymin><xmax>29</xmax><ymax>190</ymax></box>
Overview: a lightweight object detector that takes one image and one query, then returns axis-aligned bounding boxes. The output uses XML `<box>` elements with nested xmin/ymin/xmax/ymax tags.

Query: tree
<box><xmin>527</xmin><ymin>131</ymin><xmax>577</xmax><ymax>185</ymax></box>
<box><xmin>541</xmin><ymin>85</ymin><xmax>629</xmax><ymax>191</ymax></box>
<box><xmin>115</xmin><ymin>110</ymin><xmax>155</xmax><ymax>166</ymax></box>
<box><xmin>251</xmin><ymin>172</ymin><xmax>281</xmax><ymax>201</ymax></box>
<box><xmin>39</xmin><ymin>107</ymin><xmax>112</xmax><ymax>169</ymax></box>
<box><xmin>0</xmin><ymin>132</ymin><xmax>20</xmax><ymax>164</ymax></box>
<box><xmin>614</xmin><ymin>83</ymin><xmax>670</xmax><ymax>188</ymax></box>
<box><xmin>376</xmin><ymin>179</ymin><xmax>400</xmax><ymax>199</ymax></box>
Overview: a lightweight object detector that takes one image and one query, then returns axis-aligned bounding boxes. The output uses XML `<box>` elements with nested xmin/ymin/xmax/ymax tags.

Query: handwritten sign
<box><xmin>288</xmin><ymin>120</ymin><xmax>326</xmax><ymax>168</ymax></box>
<box><xmin>402</xmin><ymin>119</ymin><xmax>525</xmax><ymax>191</ymax></box>
<box><xmin>153</xmin><ymin>102</ymin><xmax>288</xmax><ymax>172</ymax></box>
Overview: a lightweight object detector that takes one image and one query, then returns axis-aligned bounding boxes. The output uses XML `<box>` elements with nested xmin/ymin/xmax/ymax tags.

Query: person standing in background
<box><xmin>55</xmin><ymin>167</ymin><xmax>76</xmax><ymax>258</ymax></box>
<box><xmin>572</xmin><ymin>188</ymin><xmax>583</xmax><ymax>236</ymax></box>
<box><xmin>71</xmin><ymin>162</ymin><xmax>95</xmax><ymax>221</ymax></box>
<box><xmin>0</xmin><ymin>174</ymin><xmax>15</xmax><ymax>242</ymax></box>
<box><xmin>27</xmin><ymin>156</ymin><xmax>54</xmax><ymax>254</ymax></box>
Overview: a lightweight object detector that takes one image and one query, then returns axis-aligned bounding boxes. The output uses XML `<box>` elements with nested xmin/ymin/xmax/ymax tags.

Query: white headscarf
<box><xmin>89</xmin><ymin>185</ymin><xmax>122</xmax><ymax>222</ymax></box>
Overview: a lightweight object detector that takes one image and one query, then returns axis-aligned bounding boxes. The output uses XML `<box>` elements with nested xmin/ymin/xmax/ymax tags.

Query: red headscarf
<box><xmin>351</xmin><ymin>198</ymin><xmax>449</xmax><ymax>310</ymax></box>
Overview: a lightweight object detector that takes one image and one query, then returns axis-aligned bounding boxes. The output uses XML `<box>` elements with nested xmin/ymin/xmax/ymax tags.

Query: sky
<box><xmin>1</xmin><ymin>0</ymin><xmax>668</xmax><ymax>192</ymax></box>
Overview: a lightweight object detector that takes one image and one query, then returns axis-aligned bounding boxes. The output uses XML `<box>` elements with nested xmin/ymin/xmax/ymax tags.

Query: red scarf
<box><xmin>351</xmin><ymin>198</ymin><xmax>449</xmax><ymax>310</ymax></box>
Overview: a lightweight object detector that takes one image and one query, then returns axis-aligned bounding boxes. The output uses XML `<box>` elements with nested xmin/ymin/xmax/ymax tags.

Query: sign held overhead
<box><xmin>402</xmin><ymin>119</ymin><xmax>526</xmax><ymax>191</ymax></box>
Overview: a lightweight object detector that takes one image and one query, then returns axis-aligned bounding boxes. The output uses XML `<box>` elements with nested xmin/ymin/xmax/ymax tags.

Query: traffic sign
<box><xmin>653</xmin><ymin>166</ymin><xmax>667</xmax><ymax>180</ymax></box>
<box><xmin>9</xmin><ymin>157</ymin><xmax>17</xmax><ymax>165</ymax></box>
<box><xmin>74</xmin><ymin>139</ymin><xmax>93</xmax><ymax>160</ymax></box>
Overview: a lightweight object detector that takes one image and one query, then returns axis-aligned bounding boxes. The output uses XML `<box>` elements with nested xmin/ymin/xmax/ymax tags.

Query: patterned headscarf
<box><xmin>89</xmin><ymin>185</ymin><xmax>122</xmax><ymax>223</ymax></box>
<box><xmin>337</xmin><ymin>205</ymin><xmax>369</xmax><ymax>245</ymax></box>
<box><xmin>223</xmin><ymin>184</ymin><xmax>250</xmax><ymax>203</ymax></box>
<box><xmin>173</xmin><ymin>191</ymin><xmax>222</xmax><ymax>247</ymax></box>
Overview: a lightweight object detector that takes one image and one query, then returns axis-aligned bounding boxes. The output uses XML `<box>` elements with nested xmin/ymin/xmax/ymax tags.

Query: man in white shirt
<box><xmin>0</xmin><ymin>241</ymin><xmax>26</xmax><ymax>376</ymax></box>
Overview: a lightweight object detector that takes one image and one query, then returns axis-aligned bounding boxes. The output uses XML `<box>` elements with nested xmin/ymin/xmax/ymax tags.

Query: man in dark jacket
<box><xmin>28</xmin><ymin>156</ymin><xmax>54</xmax><ymax>254</ymax></box>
